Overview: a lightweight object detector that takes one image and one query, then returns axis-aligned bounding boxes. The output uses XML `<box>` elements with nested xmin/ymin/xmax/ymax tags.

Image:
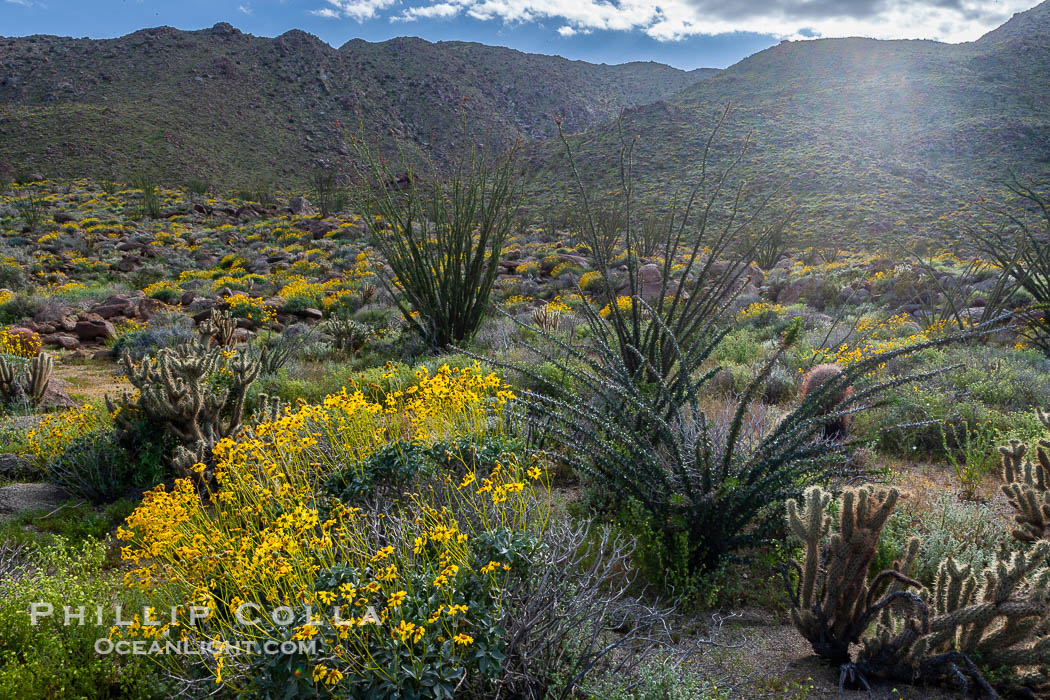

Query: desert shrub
<box><xmin>116</xmin><ymin>365</ymin><xmax>550</xmax><ymax>697</ymax></box>
<box><xmin>26</xmin><ymin>403</ymin><xmax>110</xmax><ymax>467</ymax></box>
<box><xmin>940</xmin><ymin>418</ymin><xmax>1000</xmax><ymax>500</ymax></box>
<box><xmin>141</xmin><ymin>280</ymin><xmax>182</xmax><ymax>304</ymax></box>
<box><xmin>762</xmin><ymin>365</ymin><xmax>797</xmax><ymax>404</ymax></box>
<box><xmin>45</xmin><ymin>425</ymin><xmax>171</xmax><ymax>503</ymax></box>
<box><xmin>0</xmin><ymin>500</ymin><xmax>138</xmax><ymax>547</ymax></box>
<box><xmin>111</xmin><ymin>324</ymin><xmax>195</xmax><ymax>361</ymax></box>
<box><xmin>0</xmin><ymin>537</ymin><xmax>170</xmax><ymax>698</ymax></box>
<box><xmin>185</xmin><ymin>178</ymin><xmax>209</xmax><ymax>196</ymax></box>
<box><xmin>0</xmin><ymin>259</ymin><xmax>25</xmax><ymax>288</ymax></box>
<box><xmin>937</xmin><ymin>344</ymin><xmax>1050</xmax><ymax>412</ymax></box>
<box><xmin>323</xmin><ymin>439</ymin><xmax>430</xmax><ymax>503</ymax></box>
<box><xmin>584</xmin><ymin>655</ymin><xmax>733</xmax><ymax>700</ymax></box>
<box><xmin>130</xmin><ymin>174</ymin><xmax>162</xmax><ymax>219</ymax></box>
<box><xmin>857</xmin><ymin>386</ymin><xmax>959</xmax><ymax>459</ymax></box>
<box><xmin>714</xmin><ymin>329</ymin><xmax>764</xmax><ymax>365</ymax></box>
<box><xmin>0</xmin><ymin>326</ymin><xmax>40</xmax><ymax>357</ymax></box>
<box><xmin>495</xmin><ymin>518</ymin><xmax>665</xmax><ymax>698</ymax></box>
<box><xmin>351</xmin><ymin>135</ymin><xmax>520</xmax><ymax>348</ymax></box>
<box><xmin>0</xmin><ymin>292</ymin><xmax>44</xmax><ymax>323</ymax></box>
<box><xmin>225</xmin><ymin>292</ymin><xmax>275</xmax><ymax>325</ymax></box>
<box><xmin>877</xmin><ymin>493</ymin><xmax>1013</xmax><ymax>587</ymax></box>
<box><xmin>15</xmin><ymin>195</ymin><xmax>46</xmax><ymax>231</ymax></box>
<box><xmin>311</xmin><ymin>169</ymin><xmax>344</xmax><ymax>217</ymax></box>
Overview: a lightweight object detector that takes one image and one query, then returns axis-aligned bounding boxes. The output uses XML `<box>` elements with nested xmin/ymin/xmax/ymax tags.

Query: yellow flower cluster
<box><xmin>225</xmin><ymin>293</ymin><xmax>276</xmax><ymax>325</ymax></box>
<box><xmin>26</xmin><ymin>404</ymin><xmax>110</xmax><ymax>464</ymax></box>
<box><xmin>811</xmin><ymin>315</ymin><xmax>954</xmax><ymax>370</ymax></box>
<box><xmin>598</xmin><ymin>295</ymin><xmax>636</xmax><ymax>319</ymax></box>
<box><xmin>116</xmin><ymin>364</ymin><xmax>542</xmax><ymax>690</ymax></box>
<box><xmin>578</xmin><ymin>270</ymin><xmax>603</xmax><ymax>291</ymax></box>
<box><xmin>0</xmin><ymin>327</ymin><xmax>41</xmax><ymax>358</ymax></box>
<box><xmin>142</xmin><ymin>280</ymin><xmax>182</xmax><ymax>301</ymax></box>
<box><xmin>737</xmin><ymin>301</ymin><xmax>787</xmax><ymax>323</ymax></box>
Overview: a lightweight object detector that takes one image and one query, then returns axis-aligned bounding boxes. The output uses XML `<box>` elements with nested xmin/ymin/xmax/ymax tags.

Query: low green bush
<box><xmin>0</xmin><ymin>538</ymin><xmax>171</xmax><ymax>698</ymax></box>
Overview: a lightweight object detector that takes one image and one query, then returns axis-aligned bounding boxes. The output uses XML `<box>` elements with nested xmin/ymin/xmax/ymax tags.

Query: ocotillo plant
<box><xmin>350</xmin><ymin>131</ymin><xmax>521</xmax><ymax>348</ymax></box>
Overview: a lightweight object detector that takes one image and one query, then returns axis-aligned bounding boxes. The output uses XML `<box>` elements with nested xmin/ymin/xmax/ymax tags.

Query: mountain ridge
<box><xmin>531</xmin><ymin>3</ymin><xmax>1050</xmax><ymax>244</ymax></box>
<box><xmin>0</xmin><ymin>23</ymin><xmax>716</xmax><ymax>186</ymax></box>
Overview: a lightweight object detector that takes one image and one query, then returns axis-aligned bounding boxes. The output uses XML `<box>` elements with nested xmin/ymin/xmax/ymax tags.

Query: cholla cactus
<box><xmin>326</xmin><ymin>317</ymin><xmax>370</xmax><ymax>353</ymax></box>
<box><xmin>788</xmin><ymin>483</ymin><xmax>1050</xmax><ymax>696</ymax></box>
<box><xmin>111</xmin><ymin>338</ymin><xmax>260</xmax><ymax>476</ymax></box>
<box><xmin>999</xmin><ymin>410</ymin><xmax>1050</xmax><ymax>543</ymax></box>
<box><xmin>255</xmin><ymin>393</ymin><xmax>287</xmax><ymax>424</ymax></box>
<box><xmin>859</xmin><ymin>543</ymin><xmax>1050</xmax><ymax>696</ymax></box>
<box><xmin>531</xmin><ymin>305</ymin><xmax>561</xmax><ymax>335</ymax></box>
<box><xmin>785</xmin><ymin>485</ymin><xmax>921</xmax><ymax>664</ymax></box>
<box><xmin>0</xmin><ymin>355</ymin><xmax>15</xmax><ymax>400</ymax></box>
<box><xmin>200</xmin><ymin>307</ymin><xmax>236</xmax><ymax>346</ymax></box>
<box><xmin>0</xmin><ymin>351</ymin><xmax>53</xmax><ymax>407</ymax></box>
<box><xmin>27</xmin><ymin>352</ymin><xmax>53</xmax><ymax>406</ymax></box>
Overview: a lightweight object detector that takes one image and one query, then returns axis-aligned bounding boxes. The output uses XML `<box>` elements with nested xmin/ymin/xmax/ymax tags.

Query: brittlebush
<box><xmin>117</xmin><ymin>363</ymin><xmax>548</xmax><ymax>696</ymax></box>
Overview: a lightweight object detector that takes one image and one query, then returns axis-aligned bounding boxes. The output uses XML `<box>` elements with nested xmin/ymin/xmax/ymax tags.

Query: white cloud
<box><xmin>395</xmin><ymin>1</ymin><xmax>465</xmax><ymax>21</ymax></box>
<box><xmin>338</xmin><ymin>0</ymin><xmax>1040</xmax><ymax>42</ymax></box>
<box><xmin>238</xmin><ymin>3</ymin><xmax>252</xmax><ymax>14</ymax></box>
<box><xmin>4</xmin><ymin>0</ymin><xmax>35</xmax><ymax>6</ymax></box>
<box><xmin>312</xmin><ymin>0</ymin><xmax>399</xmax><ymax>21</ymax></box>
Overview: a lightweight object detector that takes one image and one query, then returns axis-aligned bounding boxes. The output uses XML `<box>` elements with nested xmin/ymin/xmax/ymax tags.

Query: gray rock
<box><xmin>33</xmin><ymin>305</ymin><xmax>73</xmax><ymax>326</ymax></box>
<box><xmin>0</xmin><ymin>453</ymin><xmax>31</xmax><ymax>480</ymax></box>
<box><xmin>288</xmin><ymin>196</ymin><xmax>316</xmax><ymax>216</ymax></box>
<box><xmin>0</xmin><ymin>483</ymin><xmax>68</xmax><ymax>516</ymax></box>
<box><xmin>39</xmin><ymin>377</ymin><xmax>77</xmax><ymax>410</ymax></box>
<box><xmin>839</xmin><ymin>287</ymin><xmax>872</xmax><ymax>305</ymax></box>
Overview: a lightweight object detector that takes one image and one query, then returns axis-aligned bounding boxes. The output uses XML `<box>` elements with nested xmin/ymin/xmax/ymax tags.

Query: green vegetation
<box><xmin>0</xmin><ymin>6</ymin><xmax>1049</xmax><ymax>695</ymax></box>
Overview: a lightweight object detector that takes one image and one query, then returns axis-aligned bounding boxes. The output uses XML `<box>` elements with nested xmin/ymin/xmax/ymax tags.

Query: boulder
<box><xmin>32</xmin><ymin>305</ymin><xmax>73</xmax><ymax>326</ymax></box>
<box><xmin>0</xmin><ymin>483</ymin><xmax>68</xmax><ymax>516</ymax></box>
<box><xmin>778</xmin><ymin>275</ymin><xmax>826</xmax><ymax>306</ymax></box>
<box><xmin>44</xmin><ymin>333</ymin><xmax>79</xmax><ymax>350</ymax></box>
<box><xmin>89</xmin><ymin>295</ymin><xmax>135</xmax><ymax>319</ymax></box>
<box><xmin>74</xmin><ymin>319</ymin><xmax>116</xmax><ymax>342</ymax></box>
<box><xmin>39</xmin><ymin>377</ymin><xmax>77</xmax><ymax>410</ymax></box>
<box><xmin>839</xmin><ymin>286</ymin><xmax>872</xmax><ymax>305</ymax></box>
<box><xmin>636</xmin><ymin>263</ymin><xmax>664</xmax><ymax>302</ymax></box>
<box><xmin>299</xmin><ymin>308</ymin><xmax>324</xmax><ymax>321</ymax></box>
<box><xmin>288</xmin><ymin>196</ymin><xmax>316</xmax><ymax>216</ymax></box>
<box><xmin>0</xmin><ymin>453</ymin><xmax>31</xmax><ymax>480</ymax></box>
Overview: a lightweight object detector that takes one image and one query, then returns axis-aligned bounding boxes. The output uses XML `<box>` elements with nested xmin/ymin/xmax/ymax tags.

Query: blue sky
<box><xmin>0</xmin><ymin>0</ymin><xmax>1040</xmax><ymax>70</ymax></box>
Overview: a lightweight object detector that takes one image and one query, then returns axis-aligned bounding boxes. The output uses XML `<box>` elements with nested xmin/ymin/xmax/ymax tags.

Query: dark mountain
<box><xmin>532</xmin><ymin>1</ymin><xmax>1050</xmax><ymax>245</ymax></box>
<box><xmin>0</xmin><ymin>23</ymin><xmax>715</xmax><ymax>186</ymax></box>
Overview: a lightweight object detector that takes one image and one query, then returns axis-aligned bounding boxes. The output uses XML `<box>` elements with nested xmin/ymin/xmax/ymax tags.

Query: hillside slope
<box><xmin>533</xmin><ymin>1</ymin><xmax>1050</xmax><ymax>244</ymax></box>
<box><xmin>0</xmin><ymin>23</ymin><xmax>715</xmax><ymax>186</ymax></box>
